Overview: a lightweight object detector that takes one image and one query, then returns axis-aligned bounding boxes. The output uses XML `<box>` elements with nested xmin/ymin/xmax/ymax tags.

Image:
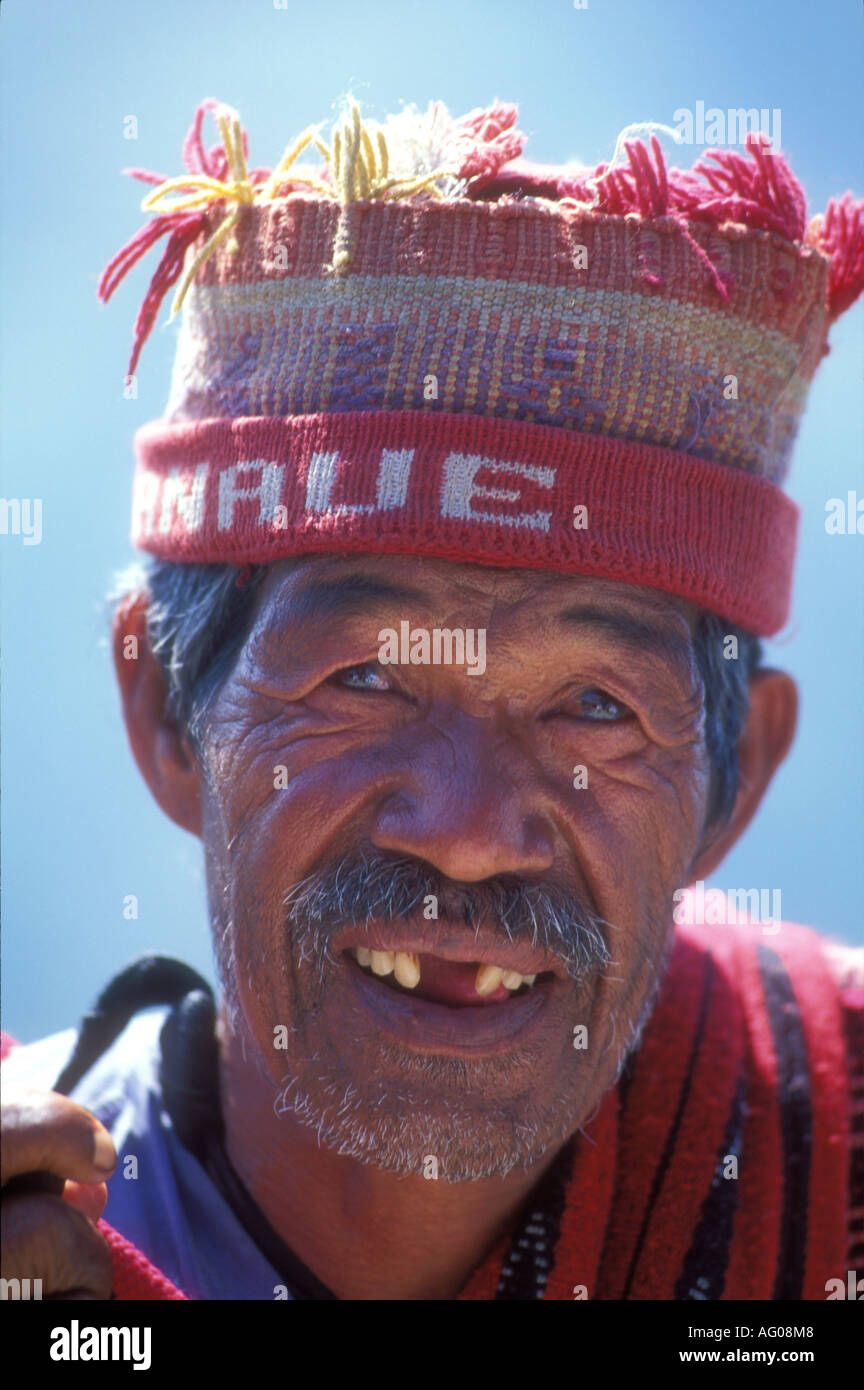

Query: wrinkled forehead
<box><xmin>250</xmin><ymin>552</ymin><xmax>701</xmax><ymax>654</ymax></box>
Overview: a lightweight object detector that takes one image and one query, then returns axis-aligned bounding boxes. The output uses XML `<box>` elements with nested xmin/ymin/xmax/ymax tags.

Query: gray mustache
<box><xmin>282</xmin><ymin>853</ymin><xmax>613</xmax><ymax>981</ymax></box>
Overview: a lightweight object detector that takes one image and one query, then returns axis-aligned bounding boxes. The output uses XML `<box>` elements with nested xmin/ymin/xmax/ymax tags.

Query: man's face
<box><xmin>197</xmin><ymin>554</ymin><xmax>711</xmax><ymax>1180</ymax></box>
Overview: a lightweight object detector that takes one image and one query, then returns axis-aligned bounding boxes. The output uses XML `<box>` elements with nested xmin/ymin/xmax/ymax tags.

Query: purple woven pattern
<box><xmin>165</xmin><ymin>201</ymin><xmax>829</xmax><ymax>486</ymax></box>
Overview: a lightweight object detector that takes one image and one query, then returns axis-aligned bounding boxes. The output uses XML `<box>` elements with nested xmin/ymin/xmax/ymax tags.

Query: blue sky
<box><xmin>1</xmin><ymin>0</ymin><xmax>861</xmax><ymax>1040</ymax></box>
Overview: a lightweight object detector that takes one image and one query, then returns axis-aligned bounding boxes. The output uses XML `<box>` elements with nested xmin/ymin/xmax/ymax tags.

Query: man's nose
<box><xmin>369</xmin><ymin>711</ymin><xmax>558</xmax><ymax>882</ymax></box>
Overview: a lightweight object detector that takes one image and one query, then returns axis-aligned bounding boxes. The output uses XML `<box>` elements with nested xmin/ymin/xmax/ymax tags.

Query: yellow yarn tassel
<box><xmin>259</xmin><ymin>125</ymin><xmax>331</xmax><ymax>202</ymax></box>
<box><xmin>328</xmin><ymin>97</ymin><xmax>459</xmax><ymax>206</ymax></box>
<box><xmin>141</xmin><ymin>97</ymin><xmax>464</xmax><ymax>310</ymax></box>
<box><xmin>169</xmin><ymin>205</ymin><xmax>243</xmax><ymax>316</ymax></box>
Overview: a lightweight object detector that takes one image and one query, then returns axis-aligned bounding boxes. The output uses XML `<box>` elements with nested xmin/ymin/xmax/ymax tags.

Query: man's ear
<box><xmin>688</xmin><ymin>668</ymin><xmax>798</xmax><ymax>882</ymax></box>
<box><xmin>112</xmin><ymin>592</ymin><xmax>203</xmax><ymax>837</ymax></box>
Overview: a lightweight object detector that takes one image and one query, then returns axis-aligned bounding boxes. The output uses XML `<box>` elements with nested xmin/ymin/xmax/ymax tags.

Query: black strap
<box><xmin>53</xmin><ymin>956</ymin><xmax>214</xmax><ymax>1097</ymax></box>
<box><xmin>158</xmin><ymin>985</ymin><xmax>223</xmax><ymax>1160</ymax></box>
<box><xmin>199</xmin><ymin>1127</ymin><xmax>337</xmax><ymax>1300</ymax></box>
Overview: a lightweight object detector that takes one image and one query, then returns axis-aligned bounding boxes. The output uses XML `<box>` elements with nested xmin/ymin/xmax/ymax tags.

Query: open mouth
<box><xmin>333</xmin><ymin>922</ymin><xmax>568</xmax><ymax>1054</ymax></box>
<box><xmin>344</xmin><ymin>945</ymin><xmax>549</xmax><ymax>1006</ymax></box>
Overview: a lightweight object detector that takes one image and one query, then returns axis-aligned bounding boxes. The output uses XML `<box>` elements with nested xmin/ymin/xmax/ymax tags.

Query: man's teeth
<box><xmin>475</xmin><ymin>964</ymin><xmax>538</xmax><ymax>994</ymax></box>
<box><xmin>393</xmin><ymin>952</ymin><xmax>421</xmax><ymax>989</ymax></box>
<box><xmin>475</xmin><ymin>964</ymin><xmax>505</xmax><ymax>995</ymax></box>
<box><xmin>349</xmin><ymin>947</ymin><xmax>537</xmax><ymax>994</ymax></box>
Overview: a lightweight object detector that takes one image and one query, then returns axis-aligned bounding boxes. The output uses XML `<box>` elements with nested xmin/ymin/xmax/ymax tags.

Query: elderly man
<box><xmin>2</xmin><ymin>97</ymin><xmax>862</xmax><ymax>1303</ymax></box>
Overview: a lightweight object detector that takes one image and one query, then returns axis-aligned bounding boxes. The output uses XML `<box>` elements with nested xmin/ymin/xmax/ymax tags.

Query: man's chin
<box><xmin>270</xmin><ymin>1049</ymin><xmax>597</xmax><ymax>1182</ymax></box>
<box><xmin>228</xmin><ymin>943</ymin><xmax>633</xmax><ymax>1177</ymax></box>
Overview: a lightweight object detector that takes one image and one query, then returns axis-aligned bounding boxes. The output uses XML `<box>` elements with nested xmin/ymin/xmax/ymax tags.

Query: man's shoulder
<box><xmin>667</xmin><ymin>918</ymin><xmax>862</xmax><ymax>1088</ymax></box>
<box><xmin>1</xmin><ymin>1025</ymin><xmax>79</xmax><ymax>1087</ymax></box>
<box><xmin>1</xmin><ymin>1009</ymin><xmax>170</xmax><ymax>1126</ymax></box>
<box><xmin>1</xmin><ymin>956</ymin><xmax>214</xmax><ymax>1121</ymax></box>
<box><xmin>675</xmin><ymin>915</ymin><xmax>862</xmax><ymax>991</ymax></box>
<box><xmin>820</xmin><ymin>937</ymin><xmax>864</xmax><ymax>994</ymax></box>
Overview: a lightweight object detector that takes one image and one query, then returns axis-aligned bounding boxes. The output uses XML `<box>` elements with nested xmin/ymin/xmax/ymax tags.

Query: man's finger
<box><xmin>62</xmin><ymin>1179</ymin><xmax>109</xmax><ymax>1223</ymax></box>
<box><xmin>1</xmin><ymin>1090</ymin><xmax>116</xmax><ymax>1186</ymax></box>
<box><xmin>1</xmin><ymin>1192</ymin><xmax>114</xmax><ymax>1300</ymax></box>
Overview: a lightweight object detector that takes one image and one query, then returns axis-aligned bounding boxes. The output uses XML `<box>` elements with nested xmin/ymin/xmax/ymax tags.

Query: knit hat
<box><xmin>100</xmin><ymin>98</ymin><xmax>864</xmax><ymax>635</ymax></box>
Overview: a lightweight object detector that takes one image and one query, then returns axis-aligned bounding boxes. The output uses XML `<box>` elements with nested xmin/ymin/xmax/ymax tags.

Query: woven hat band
<box><xmin>132</xmin><ymin>409</ymin><xmax>798</xmax><ymax>634</ymax></box>
<box><xmin>164</xmin><ymin>199</ymin><xmax>830</xmax><ymax>491</ymax></box>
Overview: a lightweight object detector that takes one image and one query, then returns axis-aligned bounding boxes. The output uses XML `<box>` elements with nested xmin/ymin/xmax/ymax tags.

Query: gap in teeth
<box><xmin>349</xmin><ymin>947</ymin><xmax>536</xmax><ymax>994</ymax></box>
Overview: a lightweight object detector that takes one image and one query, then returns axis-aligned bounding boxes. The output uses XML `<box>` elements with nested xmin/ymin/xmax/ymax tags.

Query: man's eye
<box><xmin>549</xmin><ymin>688</ymin><xmax>633</xmax><ymax>722</ymax></box>
<box><xmin>329</xmin><ymin>662</ymin><xmax>394</xmax><ymax>693</ymax></box>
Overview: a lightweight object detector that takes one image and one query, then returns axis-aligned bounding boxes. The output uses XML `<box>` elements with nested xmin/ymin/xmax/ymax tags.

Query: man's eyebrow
<box><xmin>556</xmin><ymin>603</ymin><xmax>693</xmax><ymax>666</ymax></box>
<box><xmin>285</xmin><ymin>573</ymin><xmax>429</xmax><ymax>629</ymax></box>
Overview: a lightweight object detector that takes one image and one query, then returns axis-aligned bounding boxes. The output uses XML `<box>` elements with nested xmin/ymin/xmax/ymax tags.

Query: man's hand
<box><xmin>1</xmin><ymin>1088</ymin><xmax>116</xmax><ymax>1299</ymax></box>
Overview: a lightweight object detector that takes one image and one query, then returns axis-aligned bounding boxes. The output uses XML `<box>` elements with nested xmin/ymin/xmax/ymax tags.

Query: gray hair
<box><xmin>111</xmin><ymin>556</ymin><xmax>762</xmax><ymax>828</ymax></box>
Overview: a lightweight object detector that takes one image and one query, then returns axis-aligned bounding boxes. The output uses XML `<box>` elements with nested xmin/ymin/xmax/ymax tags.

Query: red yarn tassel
<box><xmin>809</xmin><ymin>192</ymin><xmax>864</xmax><ymax>321</ymax></box>
<box><xmin>673</xmin><ymin>133</ymin><xmax>806</xmax><ymax>240</ymax></box>
<box><xmin>452</xmin><ymin>102</ymin><xmax>525</xmax><ymax>191</ymax></box>
<box><xmin>98</xmin><ymin>99</ymin><xmax>253</xmax><ymax>373</ymax></box>
<box><xmin>122</xmin><ymin>168</ymin><xmax>169</xmax><ymax>187</ymax></box>
<box><xmin>126</xmin><ymin>215</ymin><xmax>208</xmax><ymax>378</ymax></box>
<box><xmin>182</xmin><ymin>97</ymin><xmax>227</xmax><ymax>176</ymax></box>
<box><xmin>625</xmin><ymin>136</ymin><xmax>668</xmax><ymax>217</ymax></box>
<box><xmin>98</xmin><ymin>217</ymin><xmax>175</xmax><ymax>304</ymax></box>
